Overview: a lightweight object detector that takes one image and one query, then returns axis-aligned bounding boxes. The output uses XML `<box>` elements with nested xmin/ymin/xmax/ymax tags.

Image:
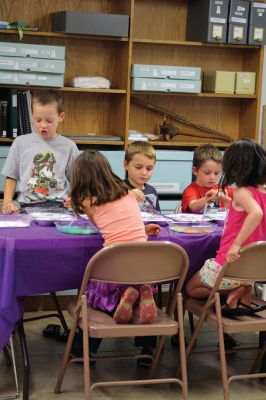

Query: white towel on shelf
<box><xmin>72</xmin><ymin>76</ymin><xmax>111</xmax><ymax>89</ymax></box>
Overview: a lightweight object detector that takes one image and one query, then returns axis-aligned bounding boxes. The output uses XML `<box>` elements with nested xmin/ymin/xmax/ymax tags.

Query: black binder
<box><xmin>1</xmin><ymin>88</ymin><xmax>18</xmax><ymax>138</ymax></box>
<box><xmin>0</xmin><ymin>100</ymin><xmax>8</xmax><ymax>138</ymax></box>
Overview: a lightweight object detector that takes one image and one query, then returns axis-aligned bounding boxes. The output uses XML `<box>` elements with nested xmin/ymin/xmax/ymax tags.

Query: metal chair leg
<box><xmin>0</xmin><ymin>336</ymin><xmax>20</xmax><ymax>399</ymax></box>
<box><xmin>49</xmin><ymin>292</ymin><xmax>68</xmax><ymax>333</ymax></box>
<box><xmin>17</xmin><ymin>319</ymin><xmax>30</xmax><ymax>400</ymax></box>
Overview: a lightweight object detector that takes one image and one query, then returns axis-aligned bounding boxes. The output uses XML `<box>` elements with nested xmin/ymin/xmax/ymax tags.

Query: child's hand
<box><xmin>2</xmin><ymin>201</ymin><xmax>19</xmax><ymax>214</ymax></box>
<box><xmin>226</xmin><ymin>244</ymin><xmax>241</xmax><ymax>263</ymax></box>
<box><xmin>205</xmin><ymin>189</ymin><xmax>220</xmax><ymax>203</ymax></box>
<box><xmin>131</xmin><ymin>188</ymin><xmax>145</xmax><ymax>203</ymax></box>
<box><xmin>63</xmin><ymin>196</ymin><xmax>72</xmax><ymax>209</ymax></box>
<box><xmin>145</xmin><ymin>223</ymin><xmax>161</xmax><ymax>236</ymax></box>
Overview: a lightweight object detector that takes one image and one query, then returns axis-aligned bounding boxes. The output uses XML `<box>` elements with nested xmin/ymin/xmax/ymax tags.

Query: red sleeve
<box><xmin>225</xmin><ymin>186</ymin><xmax>234</xmax><ymax>199</ymax></box>
<box><xmin>181</xmin><ymin>183</ymin><xmax>202</xmax><ymax>213</ymax></box>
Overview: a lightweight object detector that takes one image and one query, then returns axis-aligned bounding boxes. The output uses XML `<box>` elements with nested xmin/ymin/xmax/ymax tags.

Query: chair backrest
<box><xmin>174</xmin><ymin>202</ymin><xmax>182</xmax><ymax>214</ymax></box>
<box><xmin>224</xmin><ymin>241</ymin><xmax>266</xmax><ymax>282</ymax></box>
<box><xmin>79</xmin><ymin>241</ymin><xmax>189</xmax><ymax>297</ymax></box>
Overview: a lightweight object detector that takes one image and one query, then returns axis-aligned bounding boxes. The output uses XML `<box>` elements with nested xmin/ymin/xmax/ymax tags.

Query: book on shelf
<box><xmin>0</xmin><ymin>88</ymin><xmax>17</xmax><ymax>138</ymax></box>
<box><xmin>0</xmin><ymin>100</ymin><xmax>8</xmax><ymax>138</ymax></box>
<box><xmin>62</xmin><ymin>135</ymin><xmax>122</xmax><ymax>142</ymax></box>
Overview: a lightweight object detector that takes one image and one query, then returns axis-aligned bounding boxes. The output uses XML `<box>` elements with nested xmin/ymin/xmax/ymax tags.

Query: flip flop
<box><xmin>221</xmin><ymin>303</ymin><xmax>266</xmax><ymax>318</ymax></box>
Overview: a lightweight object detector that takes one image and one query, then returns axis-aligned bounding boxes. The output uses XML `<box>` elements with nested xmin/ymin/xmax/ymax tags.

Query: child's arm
<box><xmin>2</xmin><ymin>177</ymin><xmax>19</xmax><ymax>214</ymax></box>
<box><xmin>226</xmin><ymin>187</ymin><xmax>263</xmax><ymax>263</ymax></box>
<box><xmin>130</xmin><ymin>188</ymin><xmax>145</xmax><ymax>203</ymax></box>
<box><xmin>188</xmin><ymin>189</ymin><xmax>219</xmax><ymax>212</ymax></box>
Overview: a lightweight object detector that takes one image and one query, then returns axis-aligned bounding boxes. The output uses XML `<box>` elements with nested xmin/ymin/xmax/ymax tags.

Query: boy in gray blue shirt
<box><xmin>1</xmin><ymin>90</ymin><xmax>79</xmax><ymax>214</ymax></box>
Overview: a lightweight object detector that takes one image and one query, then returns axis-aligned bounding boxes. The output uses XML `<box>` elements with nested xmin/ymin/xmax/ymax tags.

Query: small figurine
<box><xmin>160</xmin><ymin>118</ymin><xmax>178</xmax><ymax>141</ymax></box>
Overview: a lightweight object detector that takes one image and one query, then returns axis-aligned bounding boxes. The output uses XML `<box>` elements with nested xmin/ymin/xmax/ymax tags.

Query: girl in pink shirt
<box><xmin>186</xmin><ymin>139</ymin><xmax>266</xmax><ymax>311</ymax></box>
<box><xmin>71</xmin><ymin>150</ymin><xmax>159</xmax><ymax>324</ymax></box>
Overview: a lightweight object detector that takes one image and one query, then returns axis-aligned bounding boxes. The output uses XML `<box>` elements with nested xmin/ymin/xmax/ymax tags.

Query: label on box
<box><xmin>210</xmin><ymin>17</ymin><xmax>226</xmax><ymax>24</ymax></box>
<box><xmin>151</xmin><ymin>183</ymin><xmax>181</xmax><ymax>194</ymax></box>
<box><xmin>233</xmin><ymin>26</ymin><xmax>244</xmax><ymax>40</ymax></box>
<box><xmin>254</xmin><ymin>27</ymin><xmax>264</xmax><ymax>41</ymax></box>
<box><xmin>212</xmin><ymin>25</ymin><xmax>223</xmax><ymax>38</ymax></box>
<box><xmin>253</xmin><ymin>3</ymin><xmax>266</xmax><ymax>9</ymax></box>
<box><xmin>180</xmin><ymin>83</ymin><xmax>194</xmax><ymax>89</ymax></box>
<box><xmin>231</xmin><ymin>17</ymin><xmax>247</xmax><ymax>23</ymax></box>
<box><xmin>0</xmin><ymin>46</ymin><xmax>16</xmax><ymax>54</ymax></box>
<box><xmin>161</xmin><ymin>82</ymin><xmax>177</xmax><ymax>89</ymax></box>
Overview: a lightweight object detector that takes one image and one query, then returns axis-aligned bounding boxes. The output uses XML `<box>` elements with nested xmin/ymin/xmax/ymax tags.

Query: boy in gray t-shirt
<box><xmin>1</xmin><ymin>90</ymin><xmax>79</xmax><ymax>214</ymax></box>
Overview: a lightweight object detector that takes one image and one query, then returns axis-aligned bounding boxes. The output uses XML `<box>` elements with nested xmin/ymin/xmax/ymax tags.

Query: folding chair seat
<box><xmin>55</xmin><ymin>241</ymin><xmax>189</xmax><ymax>400</ymax></box>
<box><xmin>185</xmin><ymin>241</ymin><xmax>266</xmax><ymax>400</ymax></box>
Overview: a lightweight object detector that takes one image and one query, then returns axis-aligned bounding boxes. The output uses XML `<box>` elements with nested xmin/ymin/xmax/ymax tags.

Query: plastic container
<box><xmin>55</xmin><ymin>219</ymin><xmax>98</xmax><ymax>235</ymax></box>
<box><xmin>0</xmin><ymin>214</ymin><xmax>32</xmax><ymax>228</ymax></box>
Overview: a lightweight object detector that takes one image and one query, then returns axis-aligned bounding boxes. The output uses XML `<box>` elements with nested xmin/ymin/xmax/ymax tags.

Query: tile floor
<box><xmin>1</xmin><ymin>311</ymin><xmax>266</xmax><ymax>400</ymax></box>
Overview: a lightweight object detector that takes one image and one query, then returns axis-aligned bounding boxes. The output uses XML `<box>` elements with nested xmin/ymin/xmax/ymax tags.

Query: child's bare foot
<box><xmin>113</xmin><ymin>287</ymin><xmax>139</xmax><ymax>324</ymax></box>
<box><xmin>225</xmin><ymin>285</ymin><xmax>247</xmax><ymax>309</ymax></box>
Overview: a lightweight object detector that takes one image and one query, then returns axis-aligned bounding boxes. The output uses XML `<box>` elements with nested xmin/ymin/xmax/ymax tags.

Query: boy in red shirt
<box><xmin>181</xmin><ymin>144</ymin><xmax>233</xmax><ymax>213</ymax></box>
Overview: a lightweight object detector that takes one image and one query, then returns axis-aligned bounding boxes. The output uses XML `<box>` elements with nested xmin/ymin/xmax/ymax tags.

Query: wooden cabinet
<box><xmin>0</xmin><ymin>0</ymin><xmax>264</xmax><ymax>148</ymax></box>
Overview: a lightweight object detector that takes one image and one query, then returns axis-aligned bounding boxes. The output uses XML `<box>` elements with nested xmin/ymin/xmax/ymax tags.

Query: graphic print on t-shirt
<box><xmin>27</xmin><ymin>151</ymin><xmax>58</xmax><ymax>201</ymax></box>
<box><xmin>142</xmin><ymin>193</ymin><xmax>158</xmax><ymax>212</ymax></box>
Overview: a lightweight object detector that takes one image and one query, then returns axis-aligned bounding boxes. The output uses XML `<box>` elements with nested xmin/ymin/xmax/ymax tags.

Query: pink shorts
<box><xmin>199</xmin><ymin>258</ymin><xmax>250</xmax><ymax>290</ymax></box>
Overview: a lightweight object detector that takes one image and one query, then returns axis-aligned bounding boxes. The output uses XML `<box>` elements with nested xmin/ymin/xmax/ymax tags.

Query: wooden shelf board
<box><xmin>0</xmin><ymin>29</ymin><xmax>129</xmax><ymax>42</ymax></box>
<box><xmin>150</xmin><ymin>140</ymin><xmax>231</xmax><ymax>148</ymax></box>
<box><xmin>0</xmin><ymin>84</ymin><xmax>126</xmax><ymax>94</ymax></box>
<box><xmin>0</xmin><ymin>138</ymin><xmax>13</xmax><ymax>143</ymax></box>
<box><xmin>132</xmin><ymin>38</ymin><xmax>261</xmax><ymax>49</ymax></box>
<box><xmin>72</xmin><ymin>140</ymin><xmax>124</xmax><ymax>145</ymax></box>
<box><xmin>59</xmin><ymin>87</ymin><xmax>127</xmax><ymax>94</ymax></box>
<box><xmin>131</xmin><ymin>91</ymin><xmax>256</xmax><ymax>99</ymax></box>
<box><xmin>0</xmin><ymin>137</ymin><xmax>124</xmax><ymax>146</ymax></box>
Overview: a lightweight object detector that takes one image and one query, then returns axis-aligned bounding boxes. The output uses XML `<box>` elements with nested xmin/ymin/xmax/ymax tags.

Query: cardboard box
<box><xmin>0</xmin><ymin>42</ymin><xmax>65</xmax><ymax>60</ymax></box>
<box><xmin>0</xmin><ymin>71</ymin><xmax>64</xmax><ymax>87</ymax></box>
<box><xmin>235</xmin><ymin>72</ymin><xmax>256</xmax><ymax>94</ymax></box>
<box><xmin>227</xmin><ymin>0</ymin><xmax>250</xmax><ymax>44</ymax></box>
<box><xmin>51</xmin><ymin>11</ymin><xmax>129</xmax><ymax>37</ymax></box>
<box><xmin>203</xmin><ymin>71</ymin><xmax>235</xmax><ymax>93</ymax></box>
<box><xmin>186</xmin><ymin>0</ymin><xmax>229</xmax><ymax>43</ymax></box>
<box><xmin>131</xmin><ymin>77</ymin><xmax>202</xmax><ymax>93</ymax></box>
<box><xmin>131</xmin><ymin>64</ymin><xmax>201</xmax><ymax>80</ymax></box>
<box><xmin>248</xmin><ymin>2</ymin><xmax>266</xmax><ymax>44</ymax></box>
<box><xmin>0</xmin><ymin>56</ymin><xmax>65</xmax><ymax>74</ymax></box>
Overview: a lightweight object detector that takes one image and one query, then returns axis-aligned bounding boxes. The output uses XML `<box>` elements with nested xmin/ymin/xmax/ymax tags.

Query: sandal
<box><xmin>221</xmin><ymin>302</ymin><xmax>266</xmax><ymax>318</ymax></box>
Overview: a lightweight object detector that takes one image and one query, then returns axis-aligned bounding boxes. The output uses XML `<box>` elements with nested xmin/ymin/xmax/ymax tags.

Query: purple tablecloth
<box><xmin>0</xmin><ymin>222</ymin><xmax>221</xmax><ymax>350</ymax></box>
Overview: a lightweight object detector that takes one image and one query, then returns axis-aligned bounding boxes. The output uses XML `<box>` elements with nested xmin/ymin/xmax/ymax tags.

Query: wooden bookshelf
<box><xmin>0</xmin><ymin>0</ymin><xmax>264</xmax><ymax>148</ymax></box>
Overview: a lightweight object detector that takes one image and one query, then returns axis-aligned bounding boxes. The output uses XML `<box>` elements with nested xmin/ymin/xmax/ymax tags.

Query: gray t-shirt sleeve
<box><xmin>65</xmin><ymin>143</ymin><xmax>80</xmax><ymax>181</ymax></box>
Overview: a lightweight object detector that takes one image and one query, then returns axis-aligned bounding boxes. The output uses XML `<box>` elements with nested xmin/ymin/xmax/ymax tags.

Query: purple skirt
<box><xmin>86</xmin><ymin>282</ymin><xmax>157</xmax><ymax>313</ymax></box>
<box><xmin>86</xmin><ymin>282</ymin><xmax>129</xmax><ymax>313</ymax></box>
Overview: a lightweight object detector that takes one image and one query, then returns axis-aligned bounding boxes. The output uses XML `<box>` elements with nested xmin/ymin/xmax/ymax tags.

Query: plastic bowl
<box><xmin>55</xmin><ymin>220</ymin><xmax>98</xmax><ymax>235</ymax></box>
<box><xmin>35</xmin><ymin>220</ymin><xmax>54</xmax><ymax>227</ymax></box>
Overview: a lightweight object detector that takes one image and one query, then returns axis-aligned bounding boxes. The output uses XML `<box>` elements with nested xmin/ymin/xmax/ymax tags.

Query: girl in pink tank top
<box><xmin>186</xmin><ymin>139</ymin><xmax>266</xmax><ymax>310</ymax></box>
<box><xmin>70</xmin><ymin>150</ymin><xmax>160</xmax><ymax>325</ymax></box>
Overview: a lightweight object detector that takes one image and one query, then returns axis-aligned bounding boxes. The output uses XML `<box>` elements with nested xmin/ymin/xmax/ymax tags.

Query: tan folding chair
<box><xmin>55</xmin><ymin>241</ymin><xmax>189</xmax><ymax>399</ymax></box>
<box><xmin>185</xmin><ymin>241</ymin><xmax>266</xmax><ymax>400</ymax></box>
<box><xmin>174</xmin><ymin>202</ymin><xmax>182</xmax><ymax>214</ymax></box>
